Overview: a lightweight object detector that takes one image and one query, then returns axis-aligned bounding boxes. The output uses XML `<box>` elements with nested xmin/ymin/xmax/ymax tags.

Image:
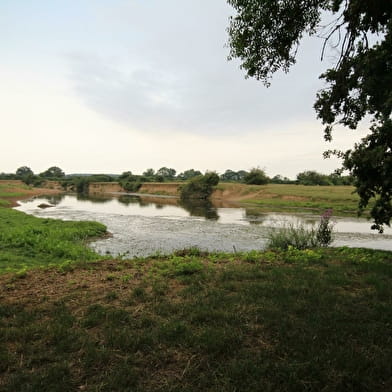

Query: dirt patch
<box><xmin>139</xmin><ymin>182</ymin><xmax>181</xmax><ymax>196</ymax></box>
<box><xmin>0</xmin><ymin>259</ymin><xmax>186</xmax><ymax>311</ymax></box>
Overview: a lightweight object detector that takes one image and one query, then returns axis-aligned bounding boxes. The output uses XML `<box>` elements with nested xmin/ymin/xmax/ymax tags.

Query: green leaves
<box><xmin>227</xmin><ymin>0</ymin><xmax>392</xmax><ymax>230</ymax></box>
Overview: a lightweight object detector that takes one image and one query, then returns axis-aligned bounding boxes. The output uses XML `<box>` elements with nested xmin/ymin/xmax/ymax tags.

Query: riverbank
<box><xmin>124</xmin><ymin>182</ymin><xmax>362</xmax><ymax>216</ymax></box>
<box><xmin>28</xmin><ymin>180</ymin><xmax>363</xmax><ymax>217</ymax></box>
<box><xmin>0</xmin><ymin>180</ymin><xmax>63</xmax><ymax>207</ymax></box>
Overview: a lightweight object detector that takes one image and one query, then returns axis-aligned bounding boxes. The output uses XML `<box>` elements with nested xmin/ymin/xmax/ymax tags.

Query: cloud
<box><xmin>67</xmin><ymin>0</ymin><xmax>327</xmax><ymax>136</ymax></box>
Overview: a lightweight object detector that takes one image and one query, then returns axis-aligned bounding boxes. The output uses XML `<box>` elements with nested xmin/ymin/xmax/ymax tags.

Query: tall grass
<box><xmin>266</xmin><ymin>211</ymin><xmax>334</xmax><ymax>250</ymax></box>
<box><xmin>266</xmin><ymin>222</ymin><xmax>321</xmax><ymax>250</ymax></box>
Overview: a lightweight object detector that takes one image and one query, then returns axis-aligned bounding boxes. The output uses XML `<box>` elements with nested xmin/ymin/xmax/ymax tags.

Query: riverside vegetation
<box><xmin>0</xmin><ymin>183</ymin><xmax>392</xmax><ymax>391</ymax></box>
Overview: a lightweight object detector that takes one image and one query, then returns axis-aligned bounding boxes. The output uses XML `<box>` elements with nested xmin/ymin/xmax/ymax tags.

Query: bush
<box><xmin>316</xmin><ymin>209</ymin><xmax>334</xmax><ymax>247</ymax></box>
<box><xmin>296</xmin><ymin>170</ymin><xmax>331</xmax><ymax>185</ymax></box>
<box><xmin>122</xmin><ymin>181</ymin><xmax>142</xmax><ymax>192</ymax></box>
<box><xmin>266</xmin><ymin>211</ymin><xmax>334</xmax><ymax>250</ymax></box>
<box><xmin>180</xmin><ymin>172</ymin><xmax>219</xmax><ymax>200</ymax></box>
<box><xmin>266</xmin><ymin>222</ymin><xmax>320</xmax><ymax>250</ymax></box>
<box><xmin>243</xmin><ymin>168</ymin><xmax>269</xmax><ymax>185</ymax></box>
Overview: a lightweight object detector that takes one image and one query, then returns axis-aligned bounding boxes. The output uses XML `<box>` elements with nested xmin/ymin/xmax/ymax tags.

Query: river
<box><xmin>15</xmin><ymin>193</ymin><xmax>392</xmax><ymax>257</ymax></box>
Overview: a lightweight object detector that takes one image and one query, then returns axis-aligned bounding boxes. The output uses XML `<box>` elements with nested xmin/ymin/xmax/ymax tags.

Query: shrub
<box><xmin>266</xmin><ymin>222</ymin><xmax>320</xmax><ymax>250</ymax></box>
<box><xmin>266</xmin><ymin>210</ymin><xmax>334</xmax><ymax>250</ymax></box>
<box><xmin>180</xmin><ymin>172</ymin><xmax>219</xmax><ymax>200</ymax></box>
<box><xmin>243</xmin><ymin>168</ymin><xmax>269</xmax><ymax>185</ymax></box>
<box><xmin>122</xmin><ymin>181</ymin><xmax>142</xmax><ymax>192</ymax></box>
<box><xmin>316</xmin><ymin>209</ymin><xmax>334</xmax><ymax>246</ymax></box>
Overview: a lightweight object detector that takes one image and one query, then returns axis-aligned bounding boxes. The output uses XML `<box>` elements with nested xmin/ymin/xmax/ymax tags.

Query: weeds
<box><xmin>267</xmin><ymin>210</ymin><xmax>335</xmax><ymax>250</ymax></box>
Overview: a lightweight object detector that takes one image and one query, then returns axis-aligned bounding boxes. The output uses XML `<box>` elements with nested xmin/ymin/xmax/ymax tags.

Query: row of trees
<box><xmin>119</xmin><ymin>168</ymin><xmax>354</xmax><ymax>186</ymax></box>
<box><xmin>0</xmin><ymin>166</ymin><xmax>65</xmax><ymax>186</ymax></box>
<box><xmin>0</xmin><ymin>166</ymin><xmax>354</xmax><ymax>187</ymax></box>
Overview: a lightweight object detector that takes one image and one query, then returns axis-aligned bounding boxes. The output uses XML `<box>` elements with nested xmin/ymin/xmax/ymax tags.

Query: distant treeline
<box><xmin>0</xmin><ymin>166</ymin><xmax>354</xmax><ymax>188</ymax></box>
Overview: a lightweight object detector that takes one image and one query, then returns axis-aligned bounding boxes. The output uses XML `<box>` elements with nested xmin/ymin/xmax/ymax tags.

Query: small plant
<box><xmin>266</xmin><ymin>210</ymin><xmax>334</xmax><ymax>250</ymax></box>
<box><xmin>316</xmin><ymin>209</ymin><xmax>334</xmax><ymax>247</ymax></box>
<box><xmin>266</xmin><ymin>222</ymin><xmax>320</xmax><ymax>250</ymax></box>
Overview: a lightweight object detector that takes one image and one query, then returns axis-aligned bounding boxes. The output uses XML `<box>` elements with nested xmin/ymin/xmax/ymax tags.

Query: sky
<box><xmin>0</xmin><ymin>0</ymin><xmax>368</xmax><ymax>179</ymax></box>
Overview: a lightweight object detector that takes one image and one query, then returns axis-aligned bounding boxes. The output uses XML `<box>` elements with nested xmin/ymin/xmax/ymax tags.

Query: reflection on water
<box><xmin>15</xmin><ymin>193</ymin><xmax>392</xmax><ymax>256</ymax></box>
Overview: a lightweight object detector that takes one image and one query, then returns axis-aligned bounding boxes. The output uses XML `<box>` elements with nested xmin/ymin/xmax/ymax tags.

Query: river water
<box><xmin>15</xmin><ymin>193</ymin><xmax>392</xmax><ymax>257</ymax></box>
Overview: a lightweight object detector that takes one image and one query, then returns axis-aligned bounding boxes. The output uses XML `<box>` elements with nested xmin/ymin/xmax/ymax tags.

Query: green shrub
<box><xmin>122</xmin><ymin>181</ymin><xmax>142</xmax><ymax>192</ymax></box>
<box><xmin>243</xmin><ymin>168</ymin><xmax>269</xmax><ymax>185</ymax></box>
<box><xmin>266</xmin><ymin>211</ymin><xmax>334</xmax><ymax>250</ymax></box>
<box><xmin>180</xmin><ymin>172</ymin><xmax>219</xmax><ymax>200</ymax></box>
<box><xmin>266</xmin><ymin>222</ymin><xmax>320</xmax><ymax>250</ymax></box>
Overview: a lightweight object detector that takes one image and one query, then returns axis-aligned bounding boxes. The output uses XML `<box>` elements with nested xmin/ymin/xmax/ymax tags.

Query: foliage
<box><xmin>156</xmin><ymin>167</ymin><xmax>176</xmax><ymax>180</ymax></box>
<box><xmin>118</xmin><ymin>171</ymin><xmax>143</xmax><ymax>193</ymax></box>
<box><xmin>39</xmin><ymin>166</ymin><xmax>65</xmax><ymax>178</ymax></box>
<box><xmin>266</xmin><ymin>222</ymin><xmax>321</xmax><ymax>251</ymax></box>
<box><xmin>180</xmin><ymin>172</ymin><xmax>220</xmax><ymax>200</ymax></box>
<box><xmin>227</xmin><ymin>0</ymin><xmax>392</xmax><ymax>230</ymax></box>
<box><xmin>177</xmin><ymin>169</ymin><xmax>202</xmax><ymax>181</ymax></box>
<box><xmin>74</xmin><ymin>178</ymin><xmax>90</xmax><ymax>194</ymax></box>
<box><xmin>297</xmin><ymin>170</ymin><xmax>331</xmax><ymax>186</ymax></box>
<box><xmin>267</xmin><ymin>211</ymin><xmax>334</xmax><ymax>250</ymax></box>
<box><xmin>243</xmin><ymin>168</ymin><xmax>269</xmax><ymax>185</ymax></box>
<box><xmin>220</xmin><ymin>169</ymin><xmax>248</xmax><ymax>182</ymax></box>
<box><xmin>15</xmin><ymin>166</ymin><xmax>33</xmax><ymax>178</ymax></box>
<box><xmin>270</xmin><ymin>174</ymin><xmax>293</xmax><ymax>184</ymax></box>
<box><xmin>0</xmin><ymin>208</ymin><xmax>106</xmax><ymax>273</ymax></box>
<box><xmin>122</xmin><ymin>181</ymin><xmax>142</xmax><ymax>192</ymax></box>
<box><xmin>316</xmin><ymin>209</ymin><xmax>334</xmax><ymax>246</ymax></box>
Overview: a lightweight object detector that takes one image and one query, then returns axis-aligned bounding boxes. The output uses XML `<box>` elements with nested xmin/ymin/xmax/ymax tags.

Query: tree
<box><xmin>156</xmin><ymin>167</ymin><xmax>176</xmax><ymax>180</ymax></box>
<box><xmin>178</xmin><ymin>169</ymin><xmax>202</xmax><ymax>181</ymax></box>
<box><xmin>296</xmin><ymin>171</ymin><xmax>331</xmax><ymax>186</ymax></box>
<box><xmin>40</xmin><ymin>166</ymin><xmax>65</xmax><ymax>178</ymax></box>
<box><xmin>16</xmin><ymin>166</ymin><xmax>34</xmax><ymax>178</ymax></box>
<box><xmin>243</xmin><ymin>168</ymin><xmax>269</xmax><ymax>185</ymax></box>
<box><xmin>142</xmin><ymin>168</ymin><xmax>155</xmax><ymax>177</ymax></box>
<box><xmin>227</xmin><ymin>1</ymin><xmax>392</xmax><ymax>231</ymax></box>
<box><xmin>180</xmin><ymin>172</ymin><xmax>220</xmax><ymax>200</ymax></box>
<box><xmin>271</xmin><ymin>174</ymin><xmax>292</xmax><ymax>184</ymax></box>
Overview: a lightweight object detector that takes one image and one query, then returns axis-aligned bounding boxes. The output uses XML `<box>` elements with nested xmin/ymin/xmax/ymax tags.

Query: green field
<box><xmin>217</xmin><ymin>183</ymin><xmax>365</xmax><ymax>216</ymax></box>
<box><xmin>1</xmin><ymin>183</ymin><xmax>392</xmax><ymax>391</ymax></box>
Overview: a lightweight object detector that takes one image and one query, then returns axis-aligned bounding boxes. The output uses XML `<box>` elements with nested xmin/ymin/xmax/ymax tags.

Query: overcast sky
<box><xmin>0</xmin><ymin>0</ymin><xmax>368</xmax><ymax>178</ymax></box>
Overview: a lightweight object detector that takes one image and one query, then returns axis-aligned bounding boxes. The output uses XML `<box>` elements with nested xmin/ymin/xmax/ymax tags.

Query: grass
<box><xmin>0</xmin><ymin>248</ymin><xmax>392</xmax><ymax>391</ymax></box>
<box><xmin>218</xmin><ymin>183</ymin><xmax>365</xmax><ymax>216</ymax></box>
<box><xmin>0</xmin><ymin>208</ymin><xmax>107</xmax><ymax>273</ymax></box>
<box><xmin>0</xmin><ymin>183</ymin><xmax>107</xmax><ymax>273</ymax></box>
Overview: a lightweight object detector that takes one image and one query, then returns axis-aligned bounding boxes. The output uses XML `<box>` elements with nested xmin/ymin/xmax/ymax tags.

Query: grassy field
<box><xmin>1</xmin><ymin>183</ymin><xmax>392</xmax><ymax>391</ymax></box>
<box><xmin>215</xmin><ymin>183</ymin><xmax>363</xmax><ymax>216</ymax></box>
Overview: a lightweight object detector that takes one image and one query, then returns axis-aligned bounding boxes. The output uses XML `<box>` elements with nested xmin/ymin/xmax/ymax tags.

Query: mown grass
<box><xmin>1</xmin><ymin>248</ymin><xmax>392</xmax><ymax>391</ymax></box>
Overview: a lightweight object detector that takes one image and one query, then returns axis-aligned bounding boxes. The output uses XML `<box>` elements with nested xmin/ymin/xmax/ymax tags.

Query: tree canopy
<box><xmin>227</xmin><ymin>0</ymin><xmax>392</xmax><ymax>231</ymax></box>
<box><xmin>40</xmin><ymin>166</ymin><xmax>65</xmax><ymax>178</ymax></box>
<box><xmin>16</xmin><ymin>166</ymin><xmax>33</xmax><ymax>178</ymax></box>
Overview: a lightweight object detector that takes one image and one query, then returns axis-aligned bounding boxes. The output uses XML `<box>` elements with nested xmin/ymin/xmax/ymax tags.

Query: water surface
<box><xmin>15</xmin><ymin>193</ymin><xmax>392</xmax><ymax>257</ymax></box>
